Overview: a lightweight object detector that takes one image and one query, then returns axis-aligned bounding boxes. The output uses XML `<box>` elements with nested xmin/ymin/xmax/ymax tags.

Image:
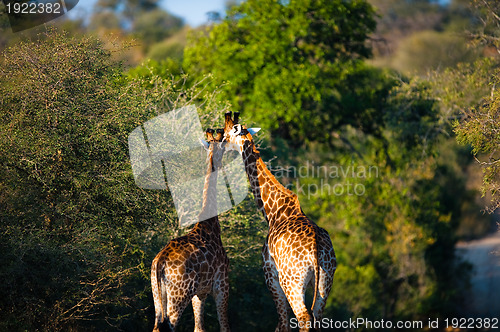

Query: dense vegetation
<box><xmin>0</xmin><ymin>0</ymin><xmax>498</xmax><ymax>331</ymax></box>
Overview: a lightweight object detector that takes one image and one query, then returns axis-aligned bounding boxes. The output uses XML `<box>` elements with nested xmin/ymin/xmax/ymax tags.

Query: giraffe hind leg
<box><xmin>312</xmin><ymin>236</ymin><xmax>336</xmax><ymax>329</ymax></box>
<box><xmin>165</xmin><ymin>289</ymin><xmax>192</xmax><ymax>331</ymax></box>
<box><xmin>279</xmin><ymin>267</ymin><xmax>317</xmax><ymax>332</ymax></box>
<box><xmin>213</xmin><ymin>267</ymin><xmax>231</xmax><ymax>332</ymax></box>
<box><xmin>283</xmin><ymin>283</ymin><xmax>314</xmax><ymax>332</ymax></box>
<box><xmin>192</xmin><ymin>294</ymin><xmax>208</xmax><ymax>332</ymax></box>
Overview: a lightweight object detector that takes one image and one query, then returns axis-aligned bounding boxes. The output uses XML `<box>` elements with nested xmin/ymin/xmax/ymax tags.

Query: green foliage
<box><xmin>384</xmin><ymin>78</ymin><xmax>442</xmax><ymax>153</ymax></box>
<box><xmin>428</xmin><ymin>58</ymin><xmax>499</xmax><ymax>113</ymax></box>
<box><xmin>468</xmin><ymin>0</ymin><xmax>500</xmax><ymax>51</ymax></box>
<box><xmin>219</xmin><ymin>197</ymin><xmax>276</xmax><ymax>332</ymax></box>
<box><xmin>454</xmin><ymin>78</ymin><xmax>500</xmax><ymax>212</ymax></box>
<box><xmin>184</xmin><ymin>0</ymin><xmax>378</xmax><ymax>146</ymax></box>
<box><xmin>331</xmin><ymin>64</ymin><xmax>398</xmax><ymax>140</ymax></box>
<box><xmin>0</xmin><ymin>29</ymin><xmax>158</xmax><ymax>331</ymax></box>
<box><xmin>411</xmin><ymin>57</ymin><xmax>498</xmax><ymax>225</ymax></box>
<box><xmin>147</xmin><ymin>39</ymin><xmax>184</xmax><ymax>62</ymax></box>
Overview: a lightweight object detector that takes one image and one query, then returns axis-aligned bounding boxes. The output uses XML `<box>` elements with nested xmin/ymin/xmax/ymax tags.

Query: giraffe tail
<box><xmin>311</xmin><ymin>229</ymin><xmax>320</xmax><ymax>319</ymax></box>
<box><xmin>151</xmin><ymin>255</ymin><xmax>173</xmax><ymax>332</ymax></box>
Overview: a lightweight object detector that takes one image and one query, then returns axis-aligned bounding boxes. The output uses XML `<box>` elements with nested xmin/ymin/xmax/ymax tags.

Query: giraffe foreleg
<box><xmin>263</xmin><ymin>244</ymin><xmax>291</xmax><ymax>332</ymax></box>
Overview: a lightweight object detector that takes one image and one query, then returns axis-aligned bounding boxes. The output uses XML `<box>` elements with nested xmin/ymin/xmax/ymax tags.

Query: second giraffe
<box><xmin>220</xmin><ymin>112</ymin><xmax>336</xmax><ymax>332</ymax></box>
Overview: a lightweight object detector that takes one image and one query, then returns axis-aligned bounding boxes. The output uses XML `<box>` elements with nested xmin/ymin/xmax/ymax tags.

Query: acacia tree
<box><xmin>0</xmin><ymin>29</ymin><xmax>170</xmax><ymax>331</ymax></box>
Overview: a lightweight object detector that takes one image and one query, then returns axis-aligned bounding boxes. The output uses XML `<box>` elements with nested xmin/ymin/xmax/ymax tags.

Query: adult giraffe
<box><xmin>221</xmin><ymin>112</ymin><xmax>336</xmax><ymax>332</ymax></box>
<box><xmin>151</xmin><ymin>129</ymin><xmax>230</xmax><ymax>332</ymax></box>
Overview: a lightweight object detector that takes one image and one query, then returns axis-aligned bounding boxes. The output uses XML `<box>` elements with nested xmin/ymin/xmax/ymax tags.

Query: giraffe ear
<box><xmin>247</xmin><ymin>128</ymin><xmax>261</xmax><ymax>135</ymax></box>
<box><xmin>199</xmin><ymin>138</ymin><xmax>210</xmax><ymax>150</ymax></box>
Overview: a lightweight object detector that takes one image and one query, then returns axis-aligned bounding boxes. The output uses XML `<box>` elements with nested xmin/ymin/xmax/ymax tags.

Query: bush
<box><xmin>0</xmin><ymin>29</ymin><xmax>240</xmax><ymax>331</ymax></box>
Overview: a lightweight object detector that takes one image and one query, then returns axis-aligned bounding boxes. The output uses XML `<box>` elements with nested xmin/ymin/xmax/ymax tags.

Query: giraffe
<box><xmin>220</xmin><ymin>112</ymin><xmax>336</xmax><ymax>332</ymax></box>
<box><xmin>151</xmin><ymin>129</ymin><xmax>231</xmax><ymax>332</ymax></box>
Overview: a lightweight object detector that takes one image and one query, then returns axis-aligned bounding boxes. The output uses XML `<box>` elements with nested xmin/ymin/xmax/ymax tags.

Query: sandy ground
<box><xmin>456</xmin><ymin>231</ymin><xmax>500</xmax><ymax>317</ymax></box>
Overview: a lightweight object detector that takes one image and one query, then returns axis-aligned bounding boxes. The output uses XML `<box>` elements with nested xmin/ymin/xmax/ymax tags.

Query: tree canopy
<box><xmin>184</xmin><ymin>0</ymin><xmax>379</xmax><ymax>145</ymax></box>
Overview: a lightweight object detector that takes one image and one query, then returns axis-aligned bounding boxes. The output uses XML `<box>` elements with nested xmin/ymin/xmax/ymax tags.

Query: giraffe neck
<box><xmin>241</xmin><ymin>140</ymin><xmax>301</xmax><ymax>226</ymax></box>
<box><xmin>196</xmin><ymin>149</ymin><xmax>221</xmax><ymax>234</ymax></box>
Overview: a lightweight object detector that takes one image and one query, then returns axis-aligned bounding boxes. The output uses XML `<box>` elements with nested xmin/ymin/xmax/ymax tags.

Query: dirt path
<box><xmin>456</xmin><ymin>231</ymin><xmax>500</xmax><ymax>317</ymax></box>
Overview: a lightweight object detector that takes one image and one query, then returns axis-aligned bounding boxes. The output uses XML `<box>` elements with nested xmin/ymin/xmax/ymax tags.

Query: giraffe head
<box><xmin>221</xmin><ymin>111</ymin><xmax>260</xmax><ymax>154</ymax></box>
<box><xmin>202</xmin><ymin>128</ymin><xmax>226</xmax><ymax>170</ymax></box>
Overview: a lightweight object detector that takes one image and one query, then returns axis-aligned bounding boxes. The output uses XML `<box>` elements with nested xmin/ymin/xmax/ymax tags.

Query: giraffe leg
<box><xmin>279</xmin><ymin>270</ymin><xmax>314</xmax><ymax>332</ymax></box>
<box><xmin>166</xmin><ymin>288</ymin><xmax>191</xmax><ymax>331</ymax></box>
<box><xmin>263</xmin><ymin>244</ymin><xmax>291</xmax><ymax>332</ymax></box>
<box><xmin>192</xmin><ymin>294</ymin><xmax>208</xmax><ymax>332</ymax></box>
<box><xmin>285</xmin><ymin>289</ymin><xmax>313</xmax><ymax>332</ymax></box>
<box><xmin>213</xmin><ymin>265</ymin><xmax>231</xmax><ymax>332</ymax></box>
